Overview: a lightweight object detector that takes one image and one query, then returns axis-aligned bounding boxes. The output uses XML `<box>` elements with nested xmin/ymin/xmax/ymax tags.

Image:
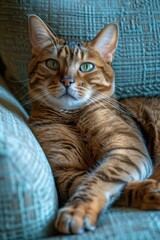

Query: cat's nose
<box><xmin>60</xmin><ymin>77</ymin><xmax>75</xmax><ymax>88</ymax></box>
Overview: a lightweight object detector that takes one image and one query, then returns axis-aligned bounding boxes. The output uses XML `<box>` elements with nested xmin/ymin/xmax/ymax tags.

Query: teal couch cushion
<box><xmin>0</xmin><ymin>76</ymin><xmax>58</xmax><ymax>240</ymax></box>
<box><xmin>51</xmin><ymin>208</ymin><xmax>160</xmax><ymax>240</ymax></box>
<box><xmin>0</xmin><ymin>0</ymin><xmax>160</xmax><ymax>112</ymax></box>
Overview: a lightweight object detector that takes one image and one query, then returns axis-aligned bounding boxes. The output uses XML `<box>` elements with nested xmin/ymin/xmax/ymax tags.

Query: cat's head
<box><xmin>28</xmin><ymin>15</ymin><xmax>118</xmax><ymax>110</ymax></box>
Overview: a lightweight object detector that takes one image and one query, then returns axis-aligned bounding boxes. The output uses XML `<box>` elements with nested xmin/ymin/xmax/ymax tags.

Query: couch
<box><xmin>0</xmin><ymin>0</ymin><xmax>160</xmax><ymax>239</ymax></box>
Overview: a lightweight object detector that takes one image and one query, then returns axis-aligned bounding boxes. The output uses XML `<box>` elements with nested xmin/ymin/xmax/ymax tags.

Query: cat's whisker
<box><xmin>93</xmin><ymin>89</ymin><xmax>133</xmax><ymax>110</ymax></box>
<box><xmin>107</xmin><ymin>99</ymin><xmax>134</xmax><ymax>118</ymax></box>
<box><xmin>12</xmin><ymin>82</ymin><xmax>30</xmax><ymax>97</ymax></box>
<box><xmin>91</xmin><ymin>99</ymin><xmax>132</xmax><ymax>128</ymax></box>
<box><xmin>6</xmin><ymin>78</ymin><xmax>30</xmax><ymax>99</ymax></box>
<box><xmin>14</xmin><ymin>88</ymin><xmax>29</xmax><ymax>100</ymax></box>
<box><xmin>17</xmin><ymin>87</ymin><xmax>41</xmax><ymax>102</ymax></box>
<box><xmin>22</xmin><ymin>89</ymin><xmax>49</xmax><ymax>106</ymax></box>
<box><xmin>101</xmin><ymin>98</ymin><xmax>134</xmax><ymax>118</ymax></box>
<box><xmin>23</xmin><ymin>95</ymin><xmax>43</xmax><ymax>106</ymax></box>
<box><xmin>88</xmin><ymin>90</ymin><xmax>135</xmax><ymax>118</ymax></box>
<box><xmin>22</xmin><ymin>96</ymin><xmax>39</xmax><ymax>106</ymax></box>
<box><xmin>88</xmin><ymin>96</ymin><xmax>137</xmax><ymax>129</ymax></box>
<box><xmin>77</xmin><ymin>85</ymin><xmax>134</xmax><ymax>117</ymax></box>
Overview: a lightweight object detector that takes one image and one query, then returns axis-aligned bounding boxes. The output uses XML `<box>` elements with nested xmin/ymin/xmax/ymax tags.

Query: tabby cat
<box><xmin>28</xmin><ymin>15</ymin><xmax>160</xmax><ymax>234</ymax></box>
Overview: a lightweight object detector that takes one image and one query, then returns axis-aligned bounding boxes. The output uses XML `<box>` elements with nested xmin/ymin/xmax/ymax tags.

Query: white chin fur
<box><xmin>58</xmin><ymin>95</ymin><xmax>81</xmax><ymax>110</ymax></box>
<box><xmin>47</xmin><ymin>95</ymin><xmax>88</xmax><ymax>110</ymax></box>
<box><xmin>44</xmin><ymin>86</ymin><xmax>93</xmax><ymax>110</ymax></box>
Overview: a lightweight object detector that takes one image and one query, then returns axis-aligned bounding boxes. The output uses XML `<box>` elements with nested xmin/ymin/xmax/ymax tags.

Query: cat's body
<box><xmin>29</xmin><ymin>97</ymin><xmax>152</xmax><ymax>200</ymax></box>
<box><xmin>28</xmin><ymin>15</ymin><xmax>160</xmax><ymax>234</ymax></box>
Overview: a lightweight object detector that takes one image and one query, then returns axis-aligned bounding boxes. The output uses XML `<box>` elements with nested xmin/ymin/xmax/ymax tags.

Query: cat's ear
<box><xmin>28</xmin><ymin>14</ymin><xmax>57</xmax><ymax>55</ymax></box>
<box><xmin>89</xmin><ymin>24</ymin><xmax>118</xmax><ymax>63</ymax></box>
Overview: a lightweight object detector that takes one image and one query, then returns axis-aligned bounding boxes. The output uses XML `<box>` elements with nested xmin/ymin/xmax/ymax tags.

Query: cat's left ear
<box><xmin>88</xmin><ymin>24</ymin><xmax>118</xmax><ymax>63</ymax></box>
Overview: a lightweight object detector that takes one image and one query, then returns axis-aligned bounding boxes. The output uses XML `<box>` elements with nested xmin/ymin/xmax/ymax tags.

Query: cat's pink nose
<box><xmin>61</xmin><ymin>77</ymin><xmax>75</xmax><ymax>88</ymax></box>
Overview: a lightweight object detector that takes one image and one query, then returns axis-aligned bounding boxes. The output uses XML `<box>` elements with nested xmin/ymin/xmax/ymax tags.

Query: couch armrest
<box><xmin>0</xmin><ymin>76</ymin><xmax>58</xmax><ymax>239</ymax></box>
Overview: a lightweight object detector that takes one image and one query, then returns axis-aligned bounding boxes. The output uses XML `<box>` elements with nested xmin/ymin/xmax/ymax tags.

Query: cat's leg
<box><xmin>55</xmin><ymin>175</ymin><xmax>124</xmax><ymax>234</ymax></box>
<box><xmin>116</xmin><ymin>164</ymin><xmax>160</xmax><ymax>210</ymax></box>
<box><xmin>54</xmin><ymin>167</ymin><xmax>88</xmax><ymax>203</ymax></box>
<box><xmin>55</xmin><ymin>149</ymin><xmax>152</xmax><ymax>234</ymax></box>
<box><xmin>33</xmin><ymin>124</ymin><xmax>91</xmax><ymax>203</ymax></box>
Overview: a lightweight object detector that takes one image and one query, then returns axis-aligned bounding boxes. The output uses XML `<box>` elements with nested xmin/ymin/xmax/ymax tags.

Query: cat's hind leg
<box><xmin>116</xmin><ymin>165</ymin><xmax>160</xmax><ymax>210</ymax></box>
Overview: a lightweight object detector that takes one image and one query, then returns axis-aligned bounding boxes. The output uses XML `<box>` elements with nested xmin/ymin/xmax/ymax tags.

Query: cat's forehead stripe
<box><xmin>57</xmin><ymin>44</ymin><xmax>86</xmax><ymax>60</ymax></box>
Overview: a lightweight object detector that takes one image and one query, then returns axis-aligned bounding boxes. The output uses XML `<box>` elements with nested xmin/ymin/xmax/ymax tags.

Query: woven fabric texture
<box><xmin>50</xmin><ymin>207</ymin><xmax>160</xmax><ymax>240</ymax></box>
<box><xmin>0</xmin><ymin>0</ymin><xmax>160</xmax><ymax>112</ymax></box>
<box><xmin>0</xmin><ymin>76</ymin><xmax>58</xmax><ymax>240</ymax></box>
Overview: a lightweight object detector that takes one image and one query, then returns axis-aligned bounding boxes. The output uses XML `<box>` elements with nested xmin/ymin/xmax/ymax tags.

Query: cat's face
<box><xmin>28</xmin><ymin>15</ymin><xmax>118</xmax><ymax>110</ymax></box>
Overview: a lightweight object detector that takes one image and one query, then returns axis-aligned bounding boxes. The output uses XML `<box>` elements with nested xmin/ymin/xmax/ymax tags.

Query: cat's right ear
<box><xmin>28</xmin><ymin>14</ymin><xmax>57</xmax><ymax>55</ymax></box>
<box><xmin>88</xmin><ymin>24</ymin><xmax>118</xmax><ymax>63</ymax></box>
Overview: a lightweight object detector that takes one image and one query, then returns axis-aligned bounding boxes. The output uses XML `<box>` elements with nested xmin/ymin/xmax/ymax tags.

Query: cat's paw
<box><xmin>118</xmin><ymin>179</ymin><xmax>160</xmax><ymax>210</ymax></box>
<box><xmin>55</xmin><ymin>203</ymin><xmax>98</xmax><ymax>234</ymax></box>
<box><xmin>139</xmin><ymin>179</ymin><xmax>160</xmax><ymax>210</ymax></box>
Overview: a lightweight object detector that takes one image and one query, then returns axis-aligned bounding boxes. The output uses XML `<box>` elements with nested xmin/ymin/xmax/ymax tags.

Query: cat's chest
<box><xmin>37</xmin><ymin>105</ymin><xmax>118</xmax><ymax>139</ymax></box>
<box><xmin>31</xmin><ymin>106</ymin><xmax>119</xmax><ymax>153</ymax></box>
<box><xmin>30</xmin><ymin>106</ymin><xmax>128</xmax><ymax>168</ymax></box>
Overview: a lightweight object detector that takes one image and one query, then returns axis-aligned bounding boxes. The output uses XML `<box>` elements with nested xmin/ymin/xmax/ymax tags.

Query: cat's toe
<box><xmin>55</xmin><ymin>207</ymin><xmax>78</xmax><ymax>234</ymax></box>
<box><xmin>55</xmin><ymin>205</ymin><xmax>97</xmax><ymax>234</ymax></box>
<box><xmin>141</xmin><ymin>183</ymin><xmax>160</xmax><ymax>210</ymax></box>
<box><xmin>116</xmin><ymin>179</ymin><xmax>160</xmax><ymax>209</ymax></box>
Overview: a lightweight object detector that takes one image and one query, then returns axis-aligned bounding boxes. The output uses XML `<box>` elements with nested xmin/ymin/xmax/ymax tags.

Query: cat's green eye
<box><xmin>80</xmin><ymin>62</ymin><xmax>95</xmax><ymax>72</ymax></box>
<box><xmin>46</xmin><ymin>59</ymin><xmax>60</xmax><ymax>70</ymax></box>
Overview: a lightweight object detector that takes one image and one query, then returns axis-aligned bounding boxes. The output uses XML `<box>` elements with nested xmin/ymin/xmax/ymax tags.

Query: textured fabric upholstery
<box><xmin>0</xmin><ymin>76</ymin><xmax>58</xmax><ymax>240</ymax></box>
<box><xmin>49</xmin><ymin>208</ymin><xmax>160</xmax><ymax>240</ymax></box>
<box><xmin>0</xmin><ymin>0</ymin><xmax>160</xmax><ymax>112</ymax></box>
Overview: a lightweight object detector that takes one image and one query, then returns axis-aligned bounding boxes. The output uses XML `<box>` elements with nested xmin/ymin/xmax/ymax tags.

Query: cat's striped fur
<box><xmin>28</xmin><ymin>15</ymin><xmax>160</xmax><ymax>234</ymax></box>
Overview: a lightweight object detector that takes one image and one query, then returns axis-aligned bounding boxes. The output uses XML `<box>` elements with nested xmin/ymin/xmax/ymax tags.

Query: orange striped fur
<box><xmin>28</xmin><ymin>15</ymin><xmax>160</xmax><ymax>234</ymax></box>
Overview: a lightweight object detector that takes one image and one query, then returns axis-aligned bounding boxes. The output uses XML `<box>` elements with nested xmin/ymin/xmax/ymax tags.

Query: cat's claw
<box><xmin>55</xmin><ymin>204</ymin><xmax>97</xmax><ymax>234</ymax></box>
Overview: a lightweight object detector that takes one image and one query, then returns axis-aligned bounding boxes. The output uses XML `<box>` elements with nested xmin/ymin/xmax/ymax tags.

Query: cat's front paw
<box><xmin>55</xmin><ymin>203</ymin><xmax>98</xmax><ymax>234</ymax></box>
